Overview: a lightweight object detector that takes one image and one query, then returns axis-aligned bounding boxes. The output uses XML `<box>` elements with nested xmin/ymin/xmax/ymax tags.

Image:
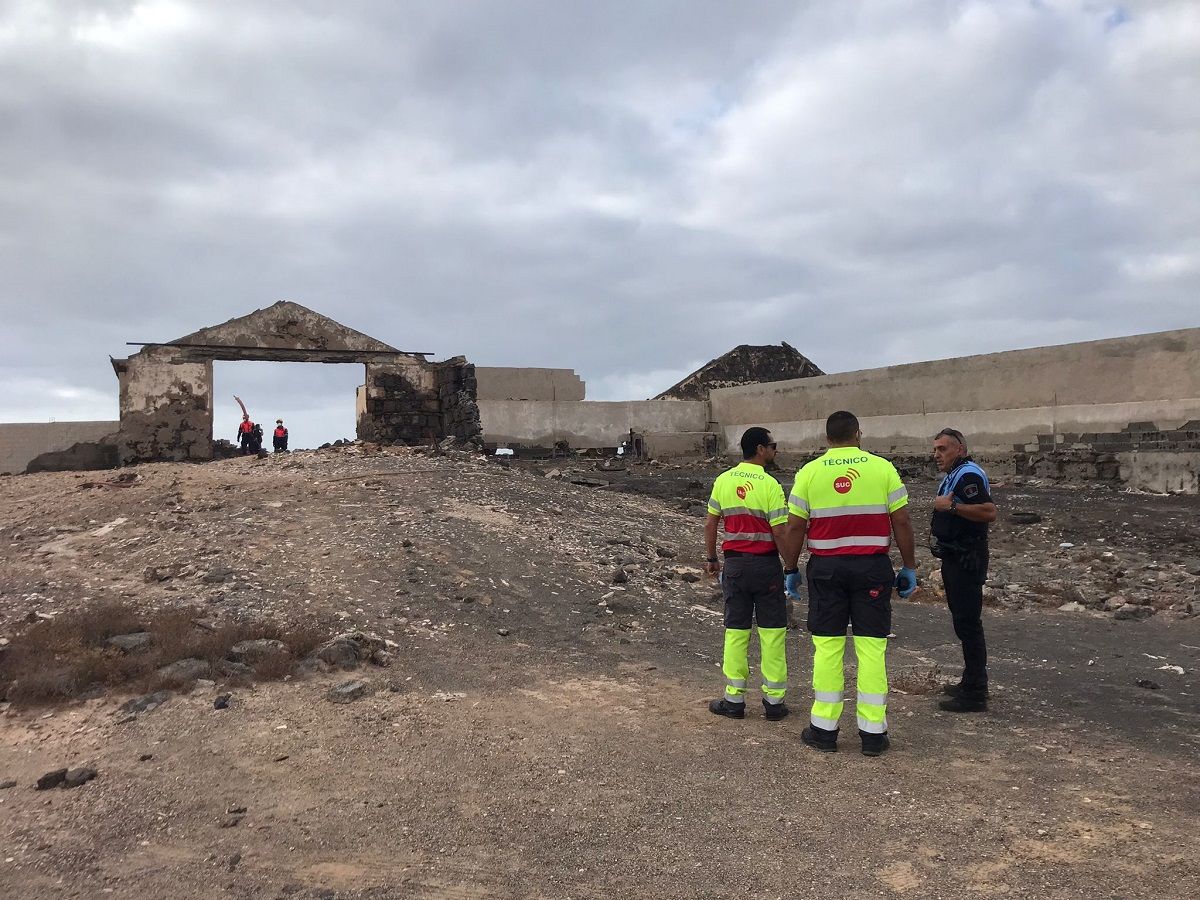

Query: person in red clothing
<box><xmin>237</xmin><ymin>414</ymin><xmax>255</xmax><ymax>455</ymax></box>
<box><xmin>272</xmin><ymin>419</ymin><xmax>289</xmax><ymax>453</ymax></box>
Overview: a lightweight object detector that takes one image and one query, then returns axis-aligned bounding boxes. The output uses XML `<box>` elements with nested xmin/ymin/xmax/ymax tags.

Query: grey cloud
<box><xmin>0</xmin><ymin>0</ymin><xmax>1197</xmax><ymax>423</ymax></box>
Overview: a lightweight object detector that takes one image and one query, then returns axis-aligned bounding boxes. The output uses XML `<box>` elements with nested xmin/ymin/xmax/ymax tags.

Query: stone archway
<box><xmin>110</xmin><ymin>301</ymin><xmax>479</xmax><ymax>464</ymax></box>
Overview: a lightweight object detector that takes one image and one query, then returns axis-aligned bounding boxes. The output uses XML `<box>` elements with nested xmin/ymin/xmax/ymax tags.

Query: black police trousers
<box><xmin>941</xmin><ymin>555</ymin><xmax>988</xmax><ymax>695</ymax></box>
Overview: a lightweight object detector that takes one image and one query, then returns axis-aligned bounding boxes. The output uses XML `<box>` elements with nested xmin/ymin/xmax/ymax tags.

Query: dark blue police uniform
<box><xmin>931</xmin><ymin>458</ymin><xmax>992</xmax><ymax>698</ymax></box>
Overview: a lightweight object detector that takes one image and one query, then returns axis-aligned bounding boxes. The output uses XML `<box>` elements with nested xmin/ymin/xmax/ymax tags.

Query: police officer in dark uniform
<box><xmin>930</xmin><ymin>427</ymin><xmax>997</xmax><ymax>712</ymax></box>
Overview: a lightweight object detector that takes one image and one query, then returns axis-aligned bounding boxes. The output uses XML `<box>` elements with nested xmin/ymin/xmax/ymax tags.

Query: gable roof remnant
<box><xmin>653</xmin><ymin>342</ymin><xmax>824</xmax><ymax>401</ymax></box>
<box><xmin>166</xmin><ymin>300</ymin><xmax>403</xmax><ymax>354</ymax></box>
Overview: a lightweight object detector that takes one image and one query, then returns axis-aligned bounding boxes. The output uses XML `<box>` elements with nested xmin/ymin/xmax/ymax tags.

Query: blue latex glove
<box><xmin>784</xmin><ymin>571</ymin><xmax>803</xmax><ymax>599</ymax></box>
<box><xmin>895</xmin><ymin>567</ymin><xmax>918</xmax><ymax>599</ymax></box>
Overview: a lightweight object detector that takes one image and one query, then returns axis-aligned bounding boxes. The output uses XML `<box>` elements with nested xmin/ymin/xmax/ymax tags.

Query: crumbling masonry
<box><xmin>109</xmin><ymin>302</ymin><xmax>482</xmax><ymax>464</ymax></box>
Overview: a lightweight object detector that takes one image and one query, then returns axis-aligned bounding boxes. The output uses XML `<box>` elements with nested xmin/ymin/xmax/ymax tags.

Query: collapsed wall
<box><xmin>654</xmin><ymin>342</ymin><xmax>823</xmax><ymax>400</ymax></box>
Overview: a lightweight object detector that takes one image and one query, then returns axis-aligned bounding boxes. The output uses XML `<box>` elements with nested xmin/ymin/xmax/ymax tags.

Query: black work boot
<box><xmin>938</xmin><ymin>692</ymin><xmax>988</xmax><ymax>713</ymax></box>
<box><xmin>941</xmin><ymin>682</ymin><xmax>964</xmax><ymax>697</ymax></box>
<box><xmin>709</xmin><ymin>698</ymin><xmax>746</xmax><ymax>719</ymax></box>
<box><xmin>762</xmin><ymin>699</ymin><xmax>790</xmax><ymax>721</ymax></box>
<box><xmin>859</xmin><ymin>730</ymin><xmax>891</xmax><ymax>757</ymax></box>
<box><xmin>801</xmin><ymin>724</ymin><xmax>838</xmax><ymax>752</ymax></box>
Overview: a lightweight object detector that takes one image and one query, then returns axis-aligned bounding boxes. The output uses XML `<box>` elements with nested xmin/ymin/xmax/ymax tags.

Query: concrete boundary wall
<box><xmin>475</xmin><ymin>367</ymin><xmax>585</xmax><ymax>401</ymax></box>
<box><xmin>480</xmin><ymin>400</ymin><xmax>708</xmax><ymax>448</ymax></box>
<box><xmin>711</xmin><ymin>327</ymin><xmax>1200</xmax><ymax>454</ymax></box>
<box><xmin>722</xmin><ymin>400</ymin><xmax>1200</xmax><ymax>455</ymax></box>
<box><xmin>0</xmin><ymin>421</ymin><xmax>119</xmax><ymax>475</ymax></box>
<box><xmin>711</xmin><ymin>328</ymin><xmax>1200</xmax><ymax>426</ymax></box>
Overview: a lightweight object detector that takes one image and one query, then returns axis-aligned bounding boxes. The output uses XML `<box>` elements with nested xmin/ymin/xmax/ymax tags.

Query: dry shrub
<box><xmin>251</xmin><ymin>649</ymin><xmax>296</xmax><ymax>680</ymax></box>
<box><xmin>0</xmin><ymin>600</ymin><xmax>329</xmax><ymax>707</ymax></box>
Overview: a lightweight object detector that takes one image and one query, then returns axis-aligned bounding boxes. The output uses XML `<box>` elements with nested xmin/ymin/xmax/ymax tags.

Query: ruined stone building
<box><xmin>2</xmin><ymin>301</ymin><xmax>1199</xmax><ymax>492</ymax></box>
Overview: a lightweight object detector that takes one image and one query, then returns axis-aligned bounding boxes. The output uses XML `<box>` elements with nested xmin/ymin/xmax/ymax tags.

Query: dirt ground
<box><xmin>1</xmin><ymin>446</ymin><xmax>1197</xmax><ymax>899</ymax></box>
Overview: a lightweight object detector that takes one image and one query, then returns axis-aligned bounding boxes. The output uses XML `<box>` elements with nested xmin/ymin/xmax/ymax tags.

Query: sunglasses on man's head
<box><xmin>936</xmin><ymin>428</ymin><xmax>964</xmax><ymax>443</ymax></box>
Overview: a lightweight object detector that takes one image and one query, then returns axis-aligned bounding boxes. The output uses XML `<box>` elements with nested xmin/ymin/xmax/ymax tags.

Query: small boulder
<box><xmin>202</xmin><ymin>566</ymin><xmax>235</xmax><ymax>584</ymax></box>
<box><xmin>156</xmin><ymin>658</ymin><xmax>211</xmax><ymax>683</ymax></box>
<box><xmin>309</xmin><ymin>631</ymin><xmax>386</xmax><ymax>671</ymax></box>
<box><xmin>228</xmin><ymin>639</ymin><xmax>288</xmax><ymax>664</ymax></box>
<box><xmin>612</xmin><ymin>568</ymin><xmax>629</xmax><ymax>585</ymax></box>
<box><xmin>1009</xmin><ymin>511</ymin><xmax>1042</xmax><ymax>525</ymax></box>
<box><xmin>328</xmin><ymin>680</ymin><xmax>370</xmax><ymax>703</ymax></box>
<box><xmin>36</xmin><ymin>769</ymin><xmax>67</xmax><ymax>790</ymax></box>
<box><xmin>216</xmin><ymin>660</ymin><xmax>253</xmax><ymax>678</ymax></box>
<box><xmin>1114</xmin><ymin>604</ymin><xmax>1152</xmax><ymax>621</ymax></box>
<box><xmin>0</xmin><ymin>779</ymin><xmax>17</xmax><ymax>790</ymax></box>
<box><xmin>107</xmin><ymin>632</ymin><xmax>152</xmax><ymax>653</ymax></box>
<box><xmin>63</xmin><ymin>767</ymin><xmax>97</xmax><ymax>788</ymax></box>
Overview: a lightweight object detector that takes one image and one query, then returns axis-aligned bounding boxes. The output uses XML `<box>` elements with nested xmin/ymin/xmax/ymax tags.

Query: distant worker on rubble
<box><xmin>782</xmin><ymin>411</ymin><xmax>917</xmax><ymax>757</ymax></box>
<box><xmin>237</xmin><ymin>413</ymin><xmax>256</xmax><ymax>455</ymax></box>
<box><xmin>273</xmin><ymin>419</ymin><xmax>289</xmax><ymax>453</ymax></box>
<box><xmin>930</xmin><ymin>427</ymin><xmax>997</xmax><ymax>713</ymax></box>
<box><xmin>704</xmin><ymin>427</ymin><xmax>791</xmax><ymax>721</ymax></box>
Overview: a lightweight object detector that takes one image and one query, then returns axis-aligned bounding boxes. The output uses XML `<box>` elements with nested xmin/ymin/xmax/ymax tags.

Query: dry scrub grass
<box><xmin>0</xmin><ymin>601</ymin><xmax>327</xmax><ymax>706</ymax></box>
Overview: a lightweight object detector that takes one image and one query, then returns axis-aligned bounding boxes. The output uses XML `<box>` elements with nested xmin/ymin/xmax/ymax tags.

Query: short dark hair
<box><xmin>935</xmin><ymin>427</ymin><xmax>965</xmax><ymax>445</ymax></box>
<box><xmin>826</xmin><ymin>411</ymin><xmax>860</xmax><ymax>442</ymax></box>
<box><xmin>740</xmin><ymin>427</ymin><xmax>772</xmax><ymax>459</ymax></box>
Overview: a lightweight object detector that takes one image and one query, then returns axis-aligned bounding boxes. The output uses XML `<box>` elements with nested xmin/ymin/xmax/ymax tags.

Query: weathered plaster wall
<box><xmin>643</xmin><ymin>431</ymin><xmax>719</xmax><ymax>459</ymax></box>
<box><xmin>357</xmin><ymin>361</ymin><xmax>443</xmax><ymax>445</ymax></box>
<box><xmin>711</xmin><ymin>328</ymin><xmax>1200</xmax><ymax>454</ymax></box>
<box><xmin>475</xmin><ymin>367</ymin><xmax>585</xmax><ymax>401</ymax></box>
<box><xmin>721</xmin><ymin>400</ymin><xmax>1200</xmax><ymax>456</ymax></box>
<box><xmin>480</xmin><ymin>400</ymin><xmax>708</xmax><ymax>448</ymax></box>
<box><xmin>0</xmin><ymin>421</ymin><xmax>118</xmax><ymax>475</ymax></box>
<box><xmin>116</xmin><ymin>349</ymin><xmax>213</xmax><ymax>464</ymax></box>
<box><xmin>1119</xmin><ymin>451</ymin><xmax>1200</xmax><ymax>494</ymax></box>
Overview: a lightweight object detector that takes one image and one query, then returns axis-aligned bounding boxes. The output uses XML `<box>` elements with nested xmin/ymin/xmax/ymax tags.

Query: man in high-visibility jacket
<box><xmin>782</xmin><ymin>411</ymin><xmax>918</xmax><ymax>756</ymax></box>
<box><xmin>705</xmin><ymin>427</ymin><xmax>791</xmax><ymax>721</ymax></box>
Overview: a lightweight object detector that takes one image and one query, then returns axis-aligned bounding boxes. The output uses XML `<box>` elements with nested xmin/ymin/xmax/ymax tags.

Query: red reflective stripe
<box><xmin>721</xmin><ymin>538</ymin><xmax>776</xmax><ymax>553</ymax></box>
<box><xmin>722</xmin><ymin>512</ymin><xmax>771</xmax><ymax>536</ymax></box>
<box><xmin>808</xmin><ymin>513</ymin><xmax>891</xmax><ymax>540</ymax></box>
<box><xmin>810</xmin><ymin>545</ymin><xmax>888</xmax><ymax>556</ymax></box>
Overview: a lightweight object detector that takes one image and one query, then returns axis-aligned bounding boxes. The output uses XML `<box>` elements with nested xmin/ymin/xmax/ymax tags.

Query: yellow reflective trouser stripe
<box><xmin>759</xmin><ymin>627</ymin><xmax>787</xmax><ymax>703</ymax></box>
<box><xmin>722</xmin><ymin>628</ymin><xmax>750</xmax><ymax>702</ymax></box>
<box><xmin>811</xmin><ymin>635</ymin><xmax>846</xmax><ymax>730</ymax></box>
<box><xmin>854</xmin><ymin>635</ymin><xmax>889</xmax><ymax>734</ymax></box>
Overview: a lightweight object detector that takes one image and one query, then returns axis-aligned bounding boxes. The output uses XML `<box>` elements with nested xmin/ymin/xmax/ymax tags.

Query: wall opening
<box><xmin>212</xmin><ymin>361</ymin><xmax>365</xmax><ymax>450</ymax></box>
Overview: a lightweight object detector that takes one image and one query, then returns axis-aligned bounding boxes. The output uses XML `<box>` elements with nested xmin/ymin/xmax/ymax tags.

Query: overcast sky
<box><xmin>2</xmin><ymin>0</ymin><xmax>1197</xmax><ymax>445</ymax></box>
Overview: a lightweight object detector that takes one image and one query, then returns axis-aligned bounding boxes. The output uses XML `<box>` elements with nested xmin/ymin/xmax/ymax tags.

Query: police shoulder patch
<box><xmin>963</xmin><ymin>483</ymin><xmax>980</xmax><ymax>499</ymax></box>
